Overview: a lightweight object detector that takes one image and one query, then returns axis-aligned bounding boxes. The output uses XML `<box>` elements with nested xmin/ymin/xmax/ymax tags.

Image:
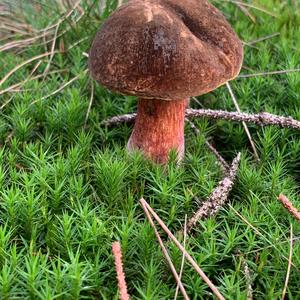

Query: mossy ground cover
<box><xmin>0</xmin><ymin>0</ymin><xmax>300</xmax><ymax>299</ymax></box>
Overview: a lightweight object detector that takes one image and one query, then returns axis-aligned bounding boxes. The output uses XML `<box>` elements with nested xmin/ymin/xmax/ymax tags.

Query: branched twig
<box><xmin>185</xmin><ymin>153</ymin><xmax>241</xmax><ymax>233</ymax></box>
<box><xmin>112</xmin><ymin>241</ymin><xmax>130</xmax><ymax>300</ymax></box>
<box><xmin>102</xmin><ymin>109</ymin><xmax>300</xmax><ymax>131</ymax></box>
<box><xmin>278</xmin><ymin>194</ymin><xmax>300</xmax><ymax>223</ymax></box>
<box><xmin>140</xmin><ymin>198</ymin><xmax>225</xmax><ymax>300</ymax></box>
<box><xmin>141</xmin><ymin>201</ymin><xmax>190</xmax><ymax>300</ymax></box>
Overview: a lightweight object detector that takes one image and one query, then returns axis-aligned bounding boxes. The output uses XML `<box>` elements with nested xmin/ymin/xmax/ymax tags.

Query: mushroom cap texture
<box><xmin>89</xmin><ymin>0</ymin><xmax>244</xmax><ymax>100</ymax></box>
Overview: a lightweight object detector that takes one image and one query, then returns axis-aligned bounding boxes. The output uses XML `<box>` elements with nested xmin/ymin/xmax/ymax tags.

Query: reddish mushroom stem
<box><xmin>127</xmin><ymin>98</ymin><xmax>186</xmax><ymax>164</ymax></box>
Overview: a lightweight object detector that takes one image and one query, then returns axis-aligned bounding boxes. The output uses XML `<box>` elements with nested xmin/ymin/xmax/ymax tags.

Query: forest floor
<box><xmin>0</xmin><ymin>0</ymin><xmax>300</xmax><ymax>299</ymax></box>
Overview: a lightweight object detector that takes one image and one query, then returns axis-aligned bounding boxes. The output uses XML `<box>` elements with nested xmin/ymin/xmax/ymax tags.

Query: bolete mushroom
<box><xmin>89</xmin><ymin>0</ymin><xmax>243</xmax><ymax>164</ymax></box>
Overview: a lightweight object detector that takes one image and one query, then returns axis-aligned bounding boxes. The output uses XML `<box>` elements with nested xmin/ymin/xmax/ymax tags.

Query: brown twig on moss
<box><xmin>185</xmin><ymin>152</ymin><xmax>241</xmax><ymax>233</ymax></box>
<box><xmin>278</xmin><ymin>194</ymin><xmax>300</xmax><ymax>223</ymax></box>
<box><xmin>140</xmin><ymin>201</ymin><xmax>190</xmax><ymax>300</ymax></box>
<box><xmin>140</xmin><ymin>198</ymin><xmax>225</xmax><ymax>300</ymax></box>
<box><xmin>102</xmin><ymin>109</ymin><xmax>300</xmax><ymax>131</ymax></box>
<box><xmin>281</xmin><ymin>224</ymin><xmax>293</xmax><ymax>300</ymax></box>
<box><xmin>112</xmin><ymin>241</ymin><xmax>130</xmax><ymax>300</ymax></box>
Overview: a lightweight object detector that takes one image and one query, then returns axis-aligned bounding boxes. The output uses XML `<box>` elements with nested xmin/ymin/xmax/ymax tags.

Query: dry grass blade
<box><xmin>281</xmin><ymin>224</ymin><xmax>293</xmax><ymax>300</ymax></box>
<box><xmin>0</xmin><ymin>51</ymin><xmax>59</xmax><ymax>87</ymax></box>
<box><xmin>220</xmin><ymin>0</ymin><xmax>277</xmax><ymax>17</ymax></box>
<box><xmin>186</xmin><ymin>118</ymin><xmax>230</xmax><ymax>172</ymax></box>
<box><xmin>31</xmin><ymin>69</ymin><xmax>88</xmax><ymax>105</ymax></box>
<box><xmin>140</xmin><ymin>201</ymin><xmax>190</xmax><ymax>300</ymax></box>
<box><xmin>102</xmin><ymin>109</ymin><xmax>300</xmax><ymax>130</ymax></box>
<box><xmin>278</xmin><ymin>194</ymin><xmax>300</xmax><ymax>223</ymax></box>
<box><xmin>245</xmin><ymin>32</ymin><xmax>280</xmax><ymax>46</ymax></box>
<box><xmin>84</xmin><ymin>80</ymin><xmax>94</xmax><ymax>128</ymax></box>
<box><xmin>229</xmin><ymin>204</ymin><xmax>298</xmax><ymax>270</ymax></box>
<box><xmin>112</xmin><ymin>241</ymin><xmax>130</xmax><ymax>300</ymax></box>
<box><xmin>174</xmin><ymin>215</ymin><xmax>187</xmax><ymax>300</ymax></box>
<box><xmin>238</xmin><ymin>69</ymin><xmax>300</xmax><ymax>78</ymax></box>
<box><xmin>235</xmin><ymin>3</ymin><xmax>256</xmax><ymax>23</ymax></box>
<box><xmin>185</xmin><ymin>153</ymin><xmax>241</xmax><ymax>233</ymax></box>
<box><xmin>140</xmin><ymin>198</ymin><xmax>225</xmax><ymax>300</ymax></box>
<box><xmin>0</xmin><ymin>69</ymin><xmax>66</xmax><ymax>98</ymax></box>
<box><xmin>43</xmin><ymin>23</ymin><xmax>60</xmax><ymax>75</ymax></box>
<box><xmin>226</xmin><ymin>82</ymin><xmax>259</xmax><ymax>161</ymax></box>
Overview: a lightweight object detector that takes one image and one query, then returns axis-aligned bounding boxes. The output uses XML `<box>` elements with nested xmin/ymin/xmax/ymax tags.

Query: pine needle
<box><xmin>281</xmin><ymin>224</ymin><xmax>293</xmax><ymax>300</ymax></box>
<box><xmin>140</xmin><ymin>201</ymin><xmax>190</xmax><ymax>300</ymax></box>
<box><xmin>140</xmin><ymin>198</ymin><xmax>225</xmax><ymax>300</ymax></box>
<box><xmin>238</xmin><ymin>69</ymin><xmax>300</xmax><ymax>78</ymax></box>
<box><xmin>226</xmin><ymin>82</ymin><xmax>259</xmax><ymax>161</ymax></box>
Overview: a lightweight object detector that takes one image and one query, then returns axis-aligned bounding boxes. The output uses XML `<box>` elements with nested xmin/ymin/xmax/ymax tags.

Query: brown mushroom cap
<box><xmin>89</xmin><ymin>0</ymin><xmax>243</xmax><ymax>100</ymax></box>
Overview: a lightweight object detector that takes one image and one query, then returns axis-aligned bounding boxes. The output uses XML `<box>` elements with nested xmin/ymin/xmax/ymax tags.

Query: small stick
<box><xmin>102</xmin><ymin>109</ymin><xmax>300</xmax><ymax>131</ymax></box>
<box><xmin>141</xmin><ymin>202</ymin><xmax>190</xmax><ymax>300</ymax></box>
<box><xmin>185</xmin><ymin>153</ymin><xmax>241</xmax><ymax>233</ymax></box>
<box><xmin>140</xmin><ymin>198</ymin><xmax>225</xmax><ymax>300</ymax></box>
<box><xmin>281</xmin><ymin>224</ymin><xmax>293</xmax><ymax>300</ymax></box>
<box><xmin>112</xmin><ymin>241</ymin><xmax>130</xmax><ymax>300</ymax></box>
<box><xmin>238</xmin><ymin>69</ymin><xmax>300</xmax><ymax>78</ymax></box>
<box><xmin>226</xmin><ymin>82</ymin><xmax>259</xmax><ymax>161</ymax></box>
<box><xmin>278</xmin><ymin>194</ymin><xmax>300</xmax><ymax>223</ymax></box>
<box><xmin>174</xmin><ymin>215</ymin><xmax>187</xmax><ymax>300</ymax></box>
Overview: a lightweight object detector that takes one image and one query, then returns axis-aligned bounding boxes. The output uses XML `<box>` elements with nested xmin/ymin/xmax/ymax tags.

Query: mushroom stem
<box><xmin>127</xmin><ymin>98</ymin><xmax>186</xmax><ymax>164</ymax></box>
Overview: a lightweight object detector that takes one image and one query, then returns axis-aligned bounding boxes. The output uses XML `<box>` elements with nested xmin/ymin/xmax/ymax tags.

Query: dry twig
<box><xmin>278</xmin><ymin>194</ymin><xmax>300</xmax><ymax>223</ymax></box>
<box><xmin>281</xmin><ymin>224</ymin><xmax>293</xmax><ymax>300</ymax></box>
<box><xmin>112</xmin><ymin>241</ymin><xmax>130</xmax><ymax>300</ymax></box>
<box><xmin>102</xmin><ymin>109</ymin><xmax>300</xmax><ymax>131</ymax></box>
<box><xmin>141</xmin><ymin>201</ymin><xmax>190</xmax><ymax>300</ymax></box>
<box><xmin>185</xmin><ymin>153</ymin><xmax>241</xmax><ymax>233</ymax></box>
<box><xmin>140</xmin><ymin>198</ymin><xmax>225</xmax><ymax>300</ymax></box>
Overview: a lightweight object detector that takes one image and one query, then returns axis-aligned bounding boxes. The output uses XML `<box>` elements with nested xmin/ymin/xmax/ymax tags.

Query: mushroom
<box><xmin>89</xmin><ymin>0</ymin><xmax>243</xmax><ymax>164</ymax></box>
